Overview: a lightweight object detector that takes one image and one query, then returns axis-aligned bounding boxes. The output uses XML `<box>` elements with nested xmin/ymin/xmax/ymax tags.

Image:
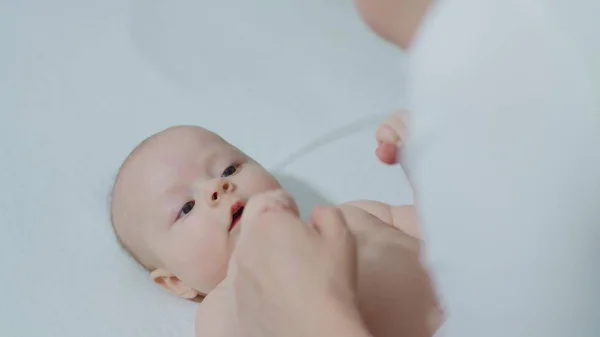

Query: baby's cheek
<box><xmin>227</xmin><ymin>231</ymin><xmax>241</xmax><ymax>258</ymax></box>
<box><xmin>175</xmin><ymin>224</ymin><xmax>230</xmax><ymax>293</ymax></box>
<box><xmin>253</xmin><ymin>177</ymin><xmax>281</xmax><ymax>193</ymax></box>
<box><xmin>244</xmin><ymin>167</ymin><xmax>281</xmax><ymax>192</ymax></box>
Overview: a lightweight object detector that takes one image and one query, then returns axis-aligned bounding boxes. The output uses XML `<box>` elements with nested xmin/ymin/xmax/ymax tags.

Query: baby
<box><xmin>110</xmin><ymin>113</ymin><xmax>441</xmax><ymax>337</ymax></box>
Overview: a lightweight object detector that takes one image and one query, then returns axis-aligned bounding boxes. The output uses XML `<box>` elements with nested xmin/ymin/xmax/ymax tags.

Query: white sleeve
<box><xmin>402</xmin><ymin>1</ymin><xmax>600</xmax><ymax>336</ymax></box>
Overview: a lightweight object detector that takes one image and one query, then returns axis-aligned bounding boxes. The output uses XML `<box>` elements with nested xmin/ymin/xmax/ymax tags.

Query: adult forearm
<box><xmin>312</xmin><ymin>297</ymin><xmax>373</xmax><ymax>337</ymax></box>
<box><xmin>404</xmin><ymin>1</ymin><xmax>600</xmax><ymax>336</ymax></box>
<box><xmin>322</xmin><ymin>318</ymin><xmax>373</xmax><ymax>337</ymax></box>
<box><xmin>326</xmin><ymin>316</ymin><xmax>373</xmax><ymax>337</ymax></box>
<box><xmin>353</xmin><ymin>0</ymin><xmax>432</xmax><ymax>49</ymax></box>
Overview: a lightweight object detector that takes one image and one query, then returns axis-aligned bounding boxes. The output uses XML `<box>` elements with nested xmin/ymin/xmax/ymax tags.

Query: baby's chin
<box><xmin>194</xmin><ymin>263</ymin><xmax>230</xmax><ymax>297</ymax></box>
<box><xmin>227</xmin><ymin>229</ymin><xmax>241</xmax><ymax>253</ymax></box>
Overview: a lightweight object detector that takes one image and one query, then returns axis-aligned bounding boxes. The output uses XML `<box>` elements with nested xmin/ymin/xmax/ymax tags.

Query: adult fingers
<box><xmin>310</xmin><ymin>206</ymin><xmax>350</xmax><ymax>240</ymax></box>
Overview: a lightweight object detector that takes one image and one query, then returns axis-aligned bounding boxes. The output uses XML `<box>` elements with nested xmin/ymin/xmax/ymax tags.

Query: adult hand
<box><xmin>228</xmin><ymin>192</ymin><xmax>371</xmax><ymax>337</ymax></box>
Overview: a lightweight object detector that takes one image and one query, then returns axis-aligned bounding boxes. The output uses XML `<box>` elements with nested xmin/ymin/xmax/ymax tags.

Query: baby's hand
<box><xmin>242</xmin><ymin>189</ymin><xmax>300</xmax><ymax>224</ymax></box>
<box><xmin>376</xmin><ymin>111</ymin><xmax>407</xmax><ymax>165</ymax></box>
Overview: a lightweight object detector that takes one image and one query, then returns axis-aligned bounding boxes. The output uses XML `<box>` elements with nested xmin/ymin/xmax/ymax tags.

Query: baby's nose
<box><xmin>204</xmin><ymin>178</ymin><xmax>235</xmax><ymax>207</ymax></box>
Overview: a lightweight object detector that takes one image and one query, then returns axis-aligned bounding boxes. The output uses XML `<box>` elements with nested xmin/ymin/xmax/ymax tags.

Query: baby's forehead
<box><xmin>125</xmin><ymin>125</ymin><xmax>227</xmax><ymax>183</ymax></box>
<box><xmin>113</xmin><ymin>127</ymin><xmax>226</xmax><ymax>217</ymax></box>
<box><xmin>143</xmin><ymin>125</ymin><xmax>225</xmax><ymax>153</ymax></box>
<box><xmin>134</xmin><ymin>126</ymin><xmax>232</xmax><ymax>169</ymax></box>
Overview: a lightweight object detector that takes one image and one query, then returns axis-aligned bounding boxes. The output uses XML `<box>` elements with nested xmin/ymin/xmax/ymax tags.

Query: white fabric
<box><xmin>0</xmin><ymin>1</ymin><xmax>413</xmax><ymax>336</ymax></box>
<box><xmin>404</xmin><ymin>0</ymin><xmax>600</xmax><ymax>336</ymax></box>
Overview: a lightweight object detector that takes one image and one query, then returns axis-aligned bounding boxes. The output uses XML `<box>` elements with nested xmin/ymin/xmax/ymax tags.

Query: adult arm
<box><xmin>404</xmin><ymin>1</ymin><xmax>600</xmax><ymax>336</ymax></box>
<box><xmin>353</xmin><ymin>0</ymin><xmax>432</xmax><ymax>49</ymax></box>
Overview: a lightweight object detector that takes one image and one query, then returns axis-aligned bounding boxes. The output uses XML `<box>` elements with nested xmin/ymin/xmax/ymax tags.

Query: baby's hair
<box><xmin>109</xmin><ymin>137</ymin><xmax>154</xmax><ymax>272</ymax></box>
<box><xmin>110</xmin><ymin>190</ymin><xmax>151</xmax><ymax>272</ymax></box>
<box><xmin>109</xmin><ymin>132</ymin><xmax>205</xmax><ymax>302</ymax></box>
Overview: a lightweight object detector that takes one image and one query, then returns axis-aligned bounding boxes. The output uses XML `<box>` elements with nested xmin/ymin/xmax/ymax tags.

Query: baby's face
<box><xmin>113</xmin><ymin>126</ymin><xmax>281</xmax><ymax>297</ymax></box>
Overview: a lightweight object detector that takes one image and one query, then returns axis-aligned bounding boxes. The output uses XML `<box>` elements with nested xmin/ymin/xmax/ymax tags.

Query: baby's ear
<box><xmin>150</xmin><ymin>268</ymin><xmax>199</xmax><ymax>299</ymax></box>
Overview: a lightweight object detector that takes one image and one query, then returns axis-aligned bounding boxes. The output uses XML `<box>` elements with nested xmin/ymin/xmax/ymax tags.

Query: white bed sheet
<box><xmin>0</xmin><ymin>1</ymin><xmax>411</xmax><ymax>336</ymax></box>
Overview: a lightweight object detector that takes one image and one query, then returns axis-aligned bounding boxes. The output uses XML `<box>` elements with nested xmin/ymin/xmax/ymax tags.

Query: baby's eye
<box><xmin>178</xmin><ymin>200</ymin><xmax>195</xmax><ymax>219</ymax></box>
<box><xmin>221</xmin><ymin>164</ymin><xmax>238</xmax><ymax>178</ymax></box>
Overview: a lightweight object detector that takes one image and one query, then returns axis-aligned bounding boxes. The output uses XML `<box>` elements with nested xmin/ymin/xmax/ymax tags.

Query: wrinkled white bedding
<box><xmin>0</xmin><ymin>1</ymin><xmax>411</xmax><ymax>336</ymax></box>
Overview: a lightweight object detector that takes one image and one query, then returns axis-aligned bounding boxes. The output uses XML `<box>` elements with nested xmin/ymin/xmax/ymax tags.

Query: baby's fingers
<box><xmin>376</xmin><ymin>142</ymin><xmax>398</xmax><ymax>165</ymax></box>
<box><xmin>376</xmin><ymin>124</ymin><xmax>399</xmax><ymax>145</ymax></box>
<box><xmin>375</xmin><ymin>112</ymin><xmax>407</xmax><ymax>165</ymax></box>
<box><xmin>376</xmin><ymin>114</ymin><xmax>406</xmax><ymax>144</ymax></box>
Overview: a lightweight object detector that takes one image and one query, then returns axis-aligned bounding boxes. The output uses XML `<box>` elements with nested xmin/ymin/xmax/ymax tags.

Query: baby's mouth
<box><xmin>229</xmin><ymin>201</ymin><xmax>245</xmax><ymax>232</ymax></box>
